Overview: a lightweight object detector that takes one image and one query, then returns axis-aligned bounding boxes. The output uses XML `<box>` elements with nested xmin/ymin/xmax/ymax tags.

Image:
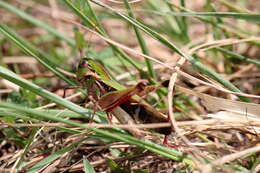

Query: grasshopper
<box><xmin>68</xmin><ymin>28</ymin><xmax>173</xmax><ymax>145</ymax></box>
<box><xmin>75</xmin><ymin>57</ymin><xmax>145</xmax><ymax>137</ymax></box>
<box><xmin>75</xmin><ymin>57</ymin><xmax>174</xmax><ymax>146</ymax></box>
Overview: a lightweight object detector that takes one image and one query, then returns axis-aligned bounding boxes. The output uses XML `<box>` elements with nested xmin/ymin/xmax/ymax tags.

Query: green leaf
<box><xmin>83</xmin><ymin>156</ymin><xmax>96</xmax><ymax>173</ymax></box>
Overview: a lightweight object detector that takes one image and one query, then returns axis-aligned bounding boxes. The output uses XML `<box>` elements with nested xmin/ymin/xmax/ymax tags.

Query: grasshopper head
<box><xmin>76</xmin><ymin>57</ymin><xmax>92</xmax><ymax>83</ymax></box>
<box><xmin>78</xmin><ymin>57</ymin><xmax>92</xmax><ymax>69</ymax></box>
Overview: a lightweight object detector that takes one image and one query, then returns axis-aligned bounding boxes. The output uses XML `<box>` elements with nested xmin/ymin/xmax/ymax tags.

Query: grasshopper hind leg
<box><xmin>162</xmin><ymin>135</ymin><xmax>177</xmax><ymax>148</ymax></box>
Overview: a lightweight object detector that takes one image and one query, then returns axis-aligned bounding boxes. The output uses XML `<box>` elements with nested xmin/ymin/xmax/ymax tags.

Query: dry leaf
<box><xmin>177</xmin><ymin>85</ymin><xmax>260</xmax><ymax>120</ymax></box>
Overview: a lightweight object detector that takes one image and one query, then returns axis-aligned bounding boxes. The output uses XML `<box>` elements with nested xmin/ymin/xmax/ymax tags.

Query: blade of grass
<box><xmin>123</xmin><ymin>0</ymin><xmax>156</xmax><ymax>80</ymax></box>
<box><xmin>14</xmin><ymin>128</ymin><xmax>38</xmax><ymax>169</ymax></box>
<box><xmin>0</xmin><ymin>108</ymin><xmax>96</xmax><ymax>120</ymax></box>
<box><xmin>165</xmin><ymin>1</ymin><xmax>189</xmax><ymax>43</ymax></box>
<box><xmin>83</xmin><ymin>0</ymin><xmax>156</xmax><ymax>81</ymax></box>
<box><xmin>0</xmin><ymin>102</ymin><xmax>186</xmax><ymax>162</ymax></box>
<box><xmin>0</xmin><ymin>108</ymin><xmax>41</xmax><ymax>123</ymax></box>
<box><xmin>0</xmin><ymin>108</ymin><xmax>84</xmax><ymax>134</ymax></box>
<box><xmin>143</xmin><ymin>11</ymin><xmax>260</xmax><ymax>23</ymax></box>
<box><xmin>179</xmin><ymin>0</ymin><xmax>188</xmax><ymax>38</ymax></box>
<box><xmin>83</xmin><ymin>156</ymin><xmax>96</xmax><ymax>173</ymax></box>
<box><xmin>83</xmin><ymin>0</ymin><xmax>105</xmax><ymax>33</ymax></box>
<box><xmin>0</xmin><ymin>0</ymin><xmax>75</xmax><ymax>46</ymax></box>
<box><xmin>205</xmin><ymin>1</ymin><xmax>225</xmax><ymax>39</ymax></box>
<box><xmin>214</xmin><ymin>47</ymin><xmax>260</xmax><ymax>66</ymax></box>
<box><xmin>80</xmin><ymin>0</ymin><xmax>144</xmax><ymax>76</ymax></box>
<box><xmin>89</xmin><ymin>0</ymin><xmax>250</xmax><ymax>102</ymax></box>
<box><xmin>0</xmin><ymin>24</ymin><xmax>75</xmax><ymax>86</ymax></box>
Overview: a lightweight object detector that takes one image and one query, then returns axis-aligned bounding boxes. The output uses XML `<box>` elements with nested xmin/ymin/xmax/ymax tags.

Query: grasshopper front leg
<box><xmin>63</xmin><ymin>86</ymin><xmax>84</xmax><ymax>98</ymax></box>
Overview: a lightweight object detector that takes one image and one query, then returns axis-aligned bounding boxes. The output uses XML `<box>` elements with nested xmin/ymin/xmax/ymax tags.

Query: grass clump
<box><xmin>0</xmin><ymin>0</ymin><xmax>259</xmax><ymax>172</ymax></box>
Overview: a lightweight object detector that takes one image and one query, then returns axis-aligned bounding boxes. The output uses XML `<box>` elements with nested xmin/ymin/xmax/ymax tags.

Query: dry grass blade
<box><xmin>3</xmin><ymin>119</ymin><xmax>260</xmax><ymax>130</ymax></box>
<box><xmin>177</xmin><ymin>85</ymin><xmax>260</xmax><ymax>119</ymax></box>
<box><xmin>189</xmin><ymin>37</ymin><xmax>260</xmax><ymax>53</ymax></box>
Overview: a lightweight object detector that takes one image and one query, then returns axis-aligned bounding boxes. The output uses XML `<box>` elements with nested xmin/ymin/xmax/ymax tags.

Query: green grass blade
<box><xmin>0</xmin><ymin>0</ymin><xmax>75</xmax><ymax>46</ymax></box>
<box><xmin>0</xmin><ymin>24</ymin><xmax>75</xmax><ymax>86</ymax></box>
<box><xmin>164</xmin><ymin>2</ymin><xmax>188</xmax><ymax>42</ymax></box>
<box><xmin>83</xmin><ymin>156</ymin><xmax>96</xmax><ymax>173</ymax></box>
<box><xmin>147</xmin><ymin>11</ymin><xmax>260</xmax><ymax>23</ymax></box>
<box><xmin>179</xmin><ymin>0</ymin><xmax>188</xmax><ymax>37</ymax></box>
<box><xmin>0</xmin><ymin>108</ymin><xmax>84</xmax><ymax>135</ymax></box>
<box><xmin>82</xmin><ymin>0</ymin><xmax>145</xmax><ymax>77</ymax></box>
<box><xmin>215</xmin><ymin>47</ymin><xmax>260</xmax><ymax>66</ymax></box>
<box><xmin>0</xmin><ymin>108</ymin><xmax>40</xmax><ymax>123</ymax></box>
<box><xmin>15</xmin><ymin>128</ymin><xmax>38</xmax><ymax>169</ymax></box>
<box><xmin>123</xmin><ymin>0</ymin><xmax>156</xmax><ymax>80</ymax></box>
<box><xmin>84</xmin><ymin>0</ymin><xmax>106</xmax><ymax>33</ymax></box>
<box><xmin>63</xmin><ymin>0</ymin><xmax>101</xmax><ymax>32</ymax></box>
<box><xmin>0</xmin><ymin>108</ymin><xmax>89</xmax><ymax>119</ymax></box>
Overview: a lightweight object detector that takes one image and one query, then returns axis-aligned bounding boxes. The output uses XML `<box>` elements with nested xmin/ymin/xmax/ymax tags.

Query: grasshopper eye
<box><xmin>78</xmin><ymin>60</ymin><xmax>88</xmax><ymax>68</ymax></box>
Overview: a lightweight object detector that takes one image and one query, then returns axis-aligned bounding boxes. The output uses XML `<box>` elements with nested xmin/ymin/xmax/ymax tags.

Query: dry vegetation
<box><xmin>0</xmin><ymin>0</ymin><xmax>260</xmax><ymax>172</ymax></box>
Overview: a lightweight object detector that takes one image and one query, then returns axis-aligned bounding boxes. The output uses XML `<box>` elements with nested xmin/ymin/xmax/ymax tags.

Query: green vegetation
<box><xmin>0</xmin><ymin>0</ymin><xmax>259</xmax><ymax>172</ymax></box>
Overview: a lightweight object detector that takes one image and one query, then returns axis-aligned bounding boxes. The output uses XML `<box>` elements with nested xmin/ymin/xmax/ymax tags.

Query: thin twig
<box><xmin>3</xmin><ymin>119</ymin><xmax>259</xmax><ymax>129</ymax></box>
